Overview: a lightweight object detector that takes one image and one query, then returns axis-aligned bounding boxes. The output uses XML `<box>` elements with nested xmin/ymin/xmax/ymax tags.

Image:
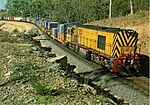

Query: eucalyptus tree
<box><xmin>4</xmin><ymin>0</ymin><xmax>149</xmax><ymax>23</ymax></box>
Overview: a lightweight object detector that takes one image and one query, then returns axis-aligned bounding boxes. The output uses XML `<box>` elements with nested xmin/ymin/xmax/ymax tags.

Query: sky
<box><xmin>0</xmin><ymin>0</ymin><xmax>7</xmax><ymax>9</ymax></box>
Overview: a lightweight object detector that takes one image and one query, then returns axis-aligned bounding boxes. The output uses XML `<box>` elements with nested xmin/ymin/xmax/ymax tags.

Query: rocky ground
<box><xmin>0</xmin><ymin>21</ymin><xmax>114</xmax><ymax>104</ymax></box>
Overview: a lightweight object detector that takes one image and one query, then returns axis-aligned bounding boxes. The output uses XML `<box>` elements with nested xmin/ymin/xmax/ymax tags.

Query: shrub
<box><xmin>37</xmin><ymin>96</ymin><xmax>53</xmax><ymax>104</ymax></box>
<box><xmin>12</xmin><ymin>28</ymin><xmax>19</xmax><ymax>33</ymax></box>
<box><xmin>13</xmin><ymin>61</ymin><xmax>51</xmax><ymax>95</ymax></box>
<box><xmin>13</xmin><ymin>48</ymin><xmax>25</xmax><ymax>56</ymax></box>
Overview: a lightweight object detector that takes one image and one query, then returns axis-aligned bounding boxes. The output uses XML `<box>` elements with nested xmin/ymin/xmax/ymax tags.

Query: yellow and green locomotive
<box><xmin>65</xmin><ymin>24</ymin><xmax>140</xmax><ymax>76</ymax></box>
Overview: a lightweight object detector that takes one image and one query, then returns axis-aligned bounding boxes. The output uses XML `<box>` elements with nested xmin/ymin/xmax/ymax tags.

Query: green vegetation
<box><xmin>13</xmin><ymin>47</ymin><xmax>25</xmax><ymax>56</ymax></box>
<box><xmin>12</xmin><ymin>28</ymin><xmax>19</xmax><ymax>33</ymax></box>
<box><xmin>37</xmin><ymin>96</ymin><xmax>53</xmax><ymax>104</ymax></box>
<box><xmin>3</xmin><ymin>0</ymin><xmax>149</xmax><ymax>24</ymax></box>
<box><xmin>12</xmin><ymin>61</ymin><xmax>52</xmax><ymax>96</ymax></box>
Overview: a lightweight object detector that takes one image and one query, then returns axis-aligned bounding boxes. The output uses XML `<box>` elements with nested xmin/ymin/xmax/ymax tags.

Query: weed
<box><xmin>9</xmin><ymin>73</ymin><xmax>23</xmax><ymax>82</ymax></box>
<box><xmin>13</xmin><ymin>48</ymin><xmax>25</xmax><ymax>56</ymax></box>
<box><xmin>37</xmin><ymin>95</ymin><xmax>53</xmax><ymax>104</ymax></box>
<box><xmin>0</xmin><ymin>37</ymin><xmax>8</xmax><ymax>42</ymax></box>
<box><xmin>12</xmin><ymin>28</ymin><xmax>19</xmax><ymax>33</ymax></box>
<box><xmin>0</xmin><ymin>37</ymin><xmax>17</xmax><ymax>43</ymax></box>
<box><xmin>0</xmin><ymin>30</ymin><xmax>9</xmax><ymax>37</ymax></box>
<box><xmin>12</xmin><ymin>61</ymin><xmax>51</xmax><ymax>95</ymax></box>
<box><xmin>29</xmin><ymin>76</ymin><xmax>51</xmax><ymax>95</ymax></box>
<box><xmin>13</xmin><ymin>61</ymin><xmax>36</xmax><ymax>75</ymax></box>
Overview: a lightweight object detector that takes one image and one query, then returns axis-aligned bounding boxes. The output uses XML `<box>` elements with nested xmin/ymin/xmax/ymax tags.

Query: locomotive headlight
<box><xmin>123</xmin><ymin>60</ymin><xmax>125</xmax><ymax>63</ymax></box>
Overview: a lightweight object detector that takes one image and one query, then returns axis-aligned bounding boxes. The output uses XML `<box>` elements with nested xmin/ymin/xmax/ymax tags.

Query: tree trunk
<box><xmin>130</xmin><ymin>0</ymin><xmax>133</xmax><ymax>14</ymax></box>
<box><xmin>109</xmin><ymin>0</ymin><xmax>112</xmax><ymax>18</ymax></box>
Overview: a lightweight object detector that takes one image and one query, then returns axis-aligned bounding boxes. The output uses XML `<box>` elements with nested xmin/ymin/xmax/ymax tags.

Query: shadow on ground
<box><xmin>140</xmin><ymin>54</ymin><xmax>149</xmax><ymax>78</ymax></box>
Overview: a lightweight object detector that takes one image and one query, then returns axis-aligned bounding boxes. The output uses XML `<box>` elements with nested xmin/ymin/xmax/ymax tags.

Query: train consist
<box><xmin>0</xmin><ymin>16</ymin><xmax>141</xmax><ymax>76</ymax></box>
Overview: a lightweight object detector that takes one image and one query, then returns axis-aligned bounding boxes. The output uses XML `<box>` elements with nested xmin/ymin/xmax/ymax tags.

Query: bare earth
<box><xmin>0</xmin><ymin>21</ymin><xmax>36</xmax><ymax>32</ymax></box>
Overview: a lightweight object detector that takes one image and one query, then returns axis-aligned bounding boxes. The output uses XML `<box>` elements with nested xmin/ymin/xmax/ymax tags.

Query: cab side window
<box><xmin>97</xmin><ymin>35</ymin><xmax>106</xmax><ymax>50</ymax></box>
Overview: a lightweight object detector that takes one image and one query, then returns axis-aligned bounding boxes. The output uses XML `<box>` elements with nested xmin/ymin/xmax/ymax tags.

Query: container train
<box><xmin>0</xmin><ymin>16</ymin><xmax>141</xmax><ymax>76</ymax></box>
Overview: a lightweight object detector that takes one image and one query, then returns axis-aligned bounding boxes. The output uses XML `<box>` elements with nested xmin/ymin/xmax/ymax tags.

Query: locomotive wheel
<box><xmin>65</xmin><ymin>42</ymin><xmax>69</xmax><ymax>48</ymax></box>
<box><xmin>116</xmin><ymin>72</ymin><xmax>123</xmax><ymax>77</ymax></box>
<box><xmin>74</xmin><ymin>46</ymin><xmax>79</xmax><ymax>53</ymax></box>
<box><xmin>86</xmin><ymin>51</ymin><xmax>92</xmax><ymax>60</ymax></box>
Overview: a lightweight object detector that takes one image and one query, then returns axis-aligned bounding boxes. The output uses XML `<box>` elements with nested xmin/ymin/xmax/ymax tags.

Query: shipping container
<box><xmin>6</xmin><ymin>17</ymin><xmax>8</xmax><ymax>20</ymax></box>
<box><xmin>60</xmin><ymin>24</ymin><xmax>65</xmax><ymax>33</ymax></box>
<box><xmin>41</xmin><ymin>18</ymin><xmax>50</xmax><ymax>28</ymax></box>
<box><xmin>48</xmin><ymin>22</ymin><xmax>59</xmax><ymax>34</ymax></box>
<box><xmin>26</xmin><ymin>18</ymin><xmax>30</xmax><ymax>22</ymax></box>
<box><xmin>35</xmin><ymin>19</ymin><xmax>41</xmax><ymax>24</ymax></box>
<box><xmin>14</xmin><ymin>17</ymin><xmax>23</xmax><ymax>21</ymax></box>
<box><xmin>44</xmin><ymin>21</ymin><xmax>49</xmax><ymax>29</ymax></box>
<box><xmin>48</xmin><ymin>22</ymin><xmax>59</xmax><ymax>29</ymax></box>
<box><xmin>52</xmin><ymin>28</ymin><xmax>58</xmax><ymax>37</ymax></box>
<box><xmin>9</xmin><ymin>17</ymin><xmax>14</xmax><ymax>20</ymax></box>
<box><xmin>58</xmin><ymin>24</ymin><xmax>64</xmax><ymax>33</ymax></box>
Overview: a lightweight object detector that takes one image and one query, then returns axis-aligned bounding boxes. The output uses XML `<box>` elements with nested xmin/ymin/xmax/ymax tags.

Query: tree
<box><xmin>4</xmin><ymin>0</ymin><xmax>149</xmax><ymax>23</ymax></box>
<box><xmin>109</xmin><ymin>0</ymin><xmax>112</xmax><ymax>18</ymax></box>
<box><xmin>130</xmin><ymin>0</ymin><xmax>133</xmax><ymax>14</ymax></box>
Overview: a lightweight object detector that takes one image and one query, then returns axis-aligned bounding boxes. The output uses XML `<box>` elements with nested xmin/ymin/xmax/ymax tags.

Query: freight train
<box><xmin>0</xmin><ymin>16</ymin><xmax>141</xmax><ymax>76</ymax></box>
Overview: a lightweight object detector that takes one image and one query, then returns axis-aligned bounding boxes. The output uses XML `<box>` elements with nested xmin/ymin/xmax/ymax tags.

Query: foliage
<box><xmin>37</xmin><ymin>96</ymin><xmax>53</xmax><ymax>104</ymax></box>
<box><xmin>12</xmin><ymin>28</ymin><xmax>18</xmax><ymax>33</ymax></box>
<box><xmin>3</xmin><ymin>0</ymin><xmax>149</xmax><ymax>24</ymax></box>
<box><xmin>13</xmin><ymin>48</ymin><xmax>25</xmax><ymax>56</ymax></box>
<box><xmin>9</xmin><ymin>73</ymin><xmax>23</xmax><ymax>82</ymax></box>
<box><xmin>12</xmin><ymin>61</ymin><xmax>51</xmax><ymax>95</ymax></box>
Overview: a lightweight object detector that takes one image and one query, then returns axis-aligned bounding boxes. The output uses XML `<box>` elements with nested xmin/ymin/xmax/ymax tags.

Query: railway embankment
<box><xmin>0</xmin><ymin>21</ymin><xmax>116</xmax><ymax>104</ymax></box>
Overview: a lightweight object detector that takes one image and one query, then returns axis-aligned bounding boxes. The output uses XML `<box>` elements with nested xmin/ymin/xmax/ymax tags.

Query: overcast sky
<box><xmin>0</xmin><ymin>0</ymin><xmax>7</xmax><ymax>9</ymax></box>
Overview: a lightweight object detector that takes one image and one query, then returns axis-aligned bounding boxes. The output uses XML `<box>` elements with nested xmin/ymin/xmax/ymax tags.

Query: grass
<box><xmin>0</xmin><ymin>30</ymin><xmax>18</xmax><ymax>43</ymax></box>
<box><xmin>37</xmin><ymin>95</ymin><xmax>53</xmax><ymax>104</ymax></box>
<box><xmin>12</xmin><ymin>61</ymin><xmax>52</xmax><ymax>96</ymax></box>
<box><xmin>13</xmin><ymin>47</ymin><xmax>25</xmax><ymax>56</ymax></box>
<box><xmin>11</xmin><ymin>61</ymin><xmax>54</xmax><ymax>104</ymax></box>
<box><xmin>12</xmin><ymin>28</ymin><xmax>19</xmax><ymax>33</ymax></box>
